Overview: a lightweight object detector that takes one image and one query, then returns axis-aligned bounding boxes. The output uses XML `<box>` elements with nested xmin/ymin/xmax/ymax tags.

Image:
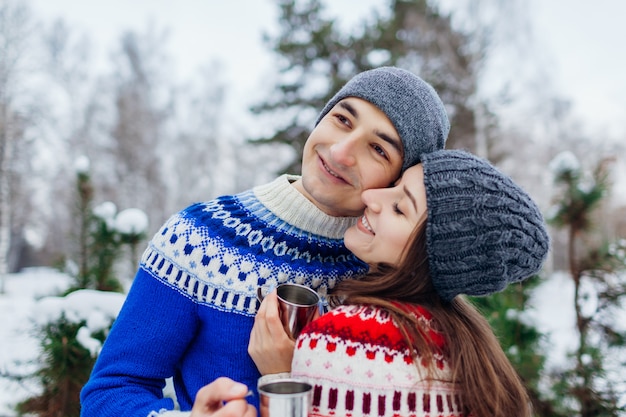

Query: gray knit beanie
<box><xmin>422</xmin><ymin>150</ymin><xmax>550</xmax><ymax>302</ymax></box>
<box><xmin>315</xmin><ymin>67</ymin><xmax>450</xmax><ymax>172</ymax></box>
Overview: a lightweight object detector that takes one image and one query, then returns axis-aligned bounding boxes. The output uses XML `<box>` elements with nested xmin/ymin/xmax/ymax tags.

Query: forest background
<box><xmin>0</xmin><ymin>0</ymin><xmax>625</xmax><ymax>416</ymax></box>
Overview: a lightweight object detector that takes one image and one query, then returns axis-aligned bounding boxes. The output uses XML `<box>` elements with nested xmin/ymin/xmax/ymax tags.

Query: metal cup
<box><xmin>258</xmin><ymin>379</ymin><xmax>312</xmax><ymax>417</ymax></box>
<box><xmin>257</xmin><ymin>283</ymin><xmax>320</xmax><ymax>339</ymax></box>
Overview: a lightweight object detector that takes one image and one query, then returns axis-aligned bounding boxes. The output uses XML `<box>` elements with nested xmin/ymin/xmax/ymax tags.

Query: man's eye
<box><xmin>373</xmin><ymin>144</ymin><xmax>388</xmax><ymax>159</ymax></box>
<box><xmin>336</xmin><ymin>114</ymin><xmax>349</xmax><ymax>125</ymax></box>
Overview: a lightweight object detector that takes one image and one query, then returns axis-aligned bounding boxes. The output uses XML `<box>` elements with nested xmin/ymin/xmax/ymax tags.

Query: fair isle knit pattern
<box><xmin>80</xmin><ymin>175</ymin><xmax>368</xmax><ymax>417</ymax></box>
<box><xmin>292</xmin><ymin>304</ymin><xmax>465</xmax><ymax>417</ymax></box>
<box><xmin>142</xmin><ymin>175</ymin><xmax>365</xmax><ymax>311</ymax></box>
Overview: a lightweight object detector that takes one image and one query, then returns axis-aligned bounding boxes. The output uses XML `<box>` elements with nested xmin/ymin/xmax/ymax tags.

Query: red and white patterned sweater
<box><xmin>291</xmin><ymin>303</ymin><xmax>465</xmax><ymax>417</ymax></box>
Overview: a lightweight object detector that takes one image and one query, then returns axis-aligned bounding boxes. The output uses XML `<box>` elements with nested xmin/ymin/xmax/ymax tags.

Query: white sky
<box><xmin>530</xmin><ymin>0</ymin><xmax>626</xmax><ymax>137</ymax></box>
<box><xmin>26</xmin><ymin>0</ymin><xmax>626</xmax><ymax>138</ymax></box>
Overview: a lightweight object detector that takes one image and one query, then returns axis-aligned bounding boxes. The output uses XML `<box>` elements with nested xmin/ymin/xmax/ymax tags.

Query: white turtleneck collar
<box><xmin>253</xmin><ymin>174</ymin><xmax>358</xmax><ymax>240</ymax></box>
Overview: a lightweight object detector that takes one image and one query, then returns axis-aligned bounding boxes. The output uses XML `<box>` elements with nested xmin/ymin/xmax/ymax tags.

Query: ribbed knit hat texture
<box><xmin>422</xmin><ymin>150</ymin><xmax>550</xmax><ymax>302</ymax></box>
<box><xmin>315</xmin><ymin>67</ymin><xmax>450</xmax><ymax>172</ymax></box>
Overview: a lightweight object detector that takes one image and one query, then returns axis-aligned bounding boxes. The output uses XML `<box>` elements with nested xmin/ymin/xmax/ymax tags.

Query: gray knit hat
<box><xmin>315</xmin><ymin>67</ymin><xmax>450</xmax><ymax>172</ymax></box>
<box><xmin>422</xmin><ymin>150</ymin><xmax>550</xmax><ymax>302</ymax></box>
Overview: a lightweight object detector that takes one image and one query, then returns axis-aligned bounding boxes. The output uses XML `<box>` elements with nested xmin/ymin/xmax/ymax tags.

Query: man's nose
<box><xmin>329</xmin><ymin>134</ymin><xmax>361</xmax><ymax>167</ymax></box>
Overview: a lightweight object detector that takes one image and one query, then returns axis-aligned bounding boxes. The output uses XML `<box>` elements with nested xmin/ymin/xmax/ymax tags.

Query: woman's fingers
<box><xmin>249</xmin><ymin>291</ymin><xmax>295</xmax><ymax>375</ymax></box>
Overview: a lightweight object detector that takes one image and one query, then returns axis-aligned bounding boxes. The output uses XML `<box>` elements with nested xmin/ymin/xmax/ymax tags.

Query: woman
<box><xmin>249</xmin><ymin>149</ymin><xmax>550</xmax><ymax>417</ymax></box>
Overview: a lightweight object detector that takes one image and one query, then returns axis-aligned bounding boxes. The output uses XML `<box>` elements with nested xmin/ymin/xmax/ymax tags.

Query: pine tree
<box><xmin>249</xmin><ymin>0</ymin><xmax>485</xmax><ymax>173</ymax></box>
<box><xmin>470</xmin><ymin>275</ymin><xmax>563</xmax><ymax>416</ymax></box>
<box><xmin>70</xmin><ymin>158</ymin><xmax>124</xmax><ymax>293</ymax></box>
<box><xmin>68</xmin><ymin>156</ymin><xmax>148</xmax><ymax>293</ymax></box>
<box><xmin>16</xmin><ymin>315</ymin><xmax>104</xmax><ymax>417</ymax></box>
<box><xmin>547</xmin><ymin>151</ymin><xmax>626</xmax><ymax>416</ymax></box>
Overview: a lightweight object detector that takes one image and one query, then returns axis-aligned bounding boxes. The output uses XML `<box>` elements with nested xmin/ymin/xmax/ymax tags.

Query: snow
<box><xmin>526</xmin><ymin>271</ymin><xmax>577</xmax><ymax>368</ymax></box>
<box><xmin>93</xmin><ymin>201</ymin><xmax>118</xmax><ymax>229</ymax></box>
<box><xmin>0</xmin><ymin>268</ymin><xmax>125</xmax><ymax>416</ymax></box>
<box><xmin>115</xmin><ymin>208</ymin><xmax>149</xmax><ymax>236</ymax></box>
<box><xmin>549</xmin><ymin>150</ymin><xmax>580</xmax><ymax>177</ymax></box>
<box><xmin>90</xmin><ymin>203</ymin><xmax>149</xmax><ymax>237</ymax></box>
<box><xmin>33</xmin><ymin>289</ymin><xmax>124</xmax><ymax>328</ymax></box>
<box><xmin>0</xmin><ymin>267</ymin><xmax>624</xmax><ymax>416</ymax></box>
<box><xmin>74</xmin><ymin>155</ymin><xmax>90</xmax><ymax>175</ymax></box>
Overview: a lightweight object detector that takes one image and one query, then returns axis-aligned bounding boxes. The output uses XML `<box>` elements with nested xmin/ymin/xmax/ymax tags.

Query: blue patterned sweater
<box><xmin>80</xmin><ymin>175</ymin><xmax>368</xmax><ymax>416</ymax></box>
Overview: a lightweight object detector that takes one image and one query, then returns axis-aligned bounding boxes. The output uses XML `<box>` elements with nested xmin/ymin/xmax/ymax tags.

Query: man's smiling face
<box><xmin>295</xmin><ymin>98</ymin><xmax>404</xmax><ymax>217</ymax></box>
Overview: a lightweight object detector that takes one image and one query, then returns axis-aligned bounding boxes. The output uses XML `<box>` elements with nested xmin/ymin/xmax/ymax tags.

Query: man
<box><xmin>80</xmin><ymin>67</ymin><xmax>450</xmax><ymax>416</ymax></box>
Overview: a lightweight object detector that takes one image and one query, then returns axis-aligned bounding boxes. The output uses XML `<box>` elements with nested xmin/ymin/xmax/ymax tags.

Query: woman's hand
<box><xmin>248</xmin><ymin>291</ymin><xmax>296</xmax><ymax>375</ymax></box>
<box><xmin>190</xmin><ymin>377</ymin><xmax>256</xmax><ymax>417</ymax></box>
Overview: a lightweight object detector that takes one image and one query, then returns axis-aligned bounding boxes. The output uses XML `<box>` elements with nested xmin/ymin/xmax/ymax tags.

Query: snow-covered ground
<box><xmin>0</xmin><ymin>268</ymin><xmax>125</xmax><ymax>416</ymax></box>
<box><xmin>0</xmin><ymin>267</ymin><xmax>623</xmax><ymax>416</ymax></box>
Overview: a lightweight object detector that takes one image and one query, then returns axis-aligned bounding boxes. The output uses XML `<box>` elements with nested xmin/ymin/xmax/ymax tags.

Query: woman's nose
<box><xmin>361</xmin><ymin>188</ymin><xmax>386</xmax><ymax>212</ymax></box>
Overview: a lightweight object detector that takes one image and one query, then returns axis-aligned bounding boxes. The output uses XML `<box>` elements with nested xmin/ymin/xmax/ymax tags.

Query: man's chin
<box><xmin>316</xmin><ymin>198</ymin><xmax>361</xmax><ymax>217</ymax></box>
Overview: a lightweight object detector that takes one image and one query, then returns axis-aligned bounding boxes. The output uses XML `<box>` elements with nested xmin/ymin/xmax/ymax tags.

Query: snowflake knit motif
<box><xmin>292</xmin><ymin>304</ymin><xmax>466</xmax><ymax>417</ymax></box>
<box><xmin>141</xmin><ymin>175</ymin><xmax>367</xmax><ymax>314</ymax></box>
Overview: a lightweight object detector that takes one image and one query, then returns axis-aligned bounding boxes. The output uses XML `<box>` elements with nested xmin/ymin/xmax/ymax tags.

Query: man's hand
<box><xmin>248</xmin><ymin>291</ymin><xmax>296</xmax><ymax>375</ymax></box>
<box><xmin>191</xmin><ymin>377</ymin><xmax>256</xmax><ymax>417</ymax></box>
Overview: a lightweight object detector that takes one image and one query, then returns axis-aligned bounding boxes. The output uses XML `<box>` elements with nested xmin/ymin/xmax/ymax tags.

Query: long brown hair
<box><xmin>330</xmin><ymin>221</ymin><xmax>532</xmax><ymax>417</ymax></box>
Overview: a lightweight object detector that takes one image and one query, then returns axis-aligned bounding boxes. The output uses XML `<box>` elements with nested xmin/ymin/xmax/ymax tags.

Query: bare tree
<box><xmin>162</xmin><ymin>61</ymin><xmax>228</xmax><ymax>211</ymax></box>
<box><xmin>105</xmin><ymin>25</ymin><xmax>173</xmax><ymax>231</ymax></box>
<box><xmin>35</xmin><ymin>18</ymin><xmax>103</xmax><ymax>268</ymax></box>
<box><xmin>0</xmin><ymin>0</ymin><xmax>35</xmax><ymax>291</ymax></box>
